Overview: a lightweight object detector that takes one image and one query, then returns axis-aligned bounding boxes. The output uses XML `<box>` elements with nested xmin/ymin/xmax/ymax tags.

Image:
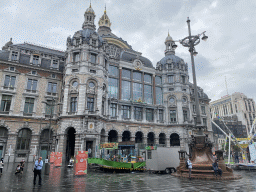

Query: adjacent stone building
<box><xmin>210</xmin><ymin>92</ymin><xmax>256</xmax><ymax>136</ymax></box>
<box><xmin>0</xmin><ymin>4</ymin><xmax>212</xmax><ymax>162</ymax></box>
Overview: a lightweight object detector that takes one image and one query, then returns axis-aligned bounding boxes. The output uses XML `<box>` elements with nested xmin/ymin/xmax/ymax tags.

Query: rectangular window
<box><xmin>170</xmin><ymin>110</ymin><xmax>176</xmax><ymax>122</ymax></box>
<box><xmin>133</xmin><ymin>72</ymin><xmax>142</xmax><ymax>82</ymax></box>
<box><xmin>4</xmin><ymin>75</ymin><xmax>16</xmax><ymax>89</ymax></box>
<box><xmin>133</xmin><ymin>83</ymin><xmax>142</xmax><ymax>101</ymax></box>
<box><xmin>122</xmin><ymin>69</ymin><xmax>131</xmax><ymax>79</ymax></box>
<box><xmin>183</xmin><ymin>110</ymin><xmax>188</xmax><ymax>122</ymax></box>
<box><xmin>193</xmin><ymin>105</ymin><xmax>196</xmax><ymax>113</ymax></box>
<box><xmin>155</xmin><ymin>76</ymin><xmax>162</xmax><ymax>85</ymax></box>
<box><xmin>134</xmin><ymin>107</ymin><xmax>142</xmax><ymax>120</ymax></box>
<box><xmin>24</xmin><ymin>97</ymin><xmax>34</xmax><ymax>114</ymax></box>
<box><xmin>109</xmin><ymin>65</ymin><xmax>118</xmax><ymax>77</ymax></box>
<box><xmin>159</xmin><ymin>109</ymin><xmax>163</xmax><ymax>122</ymax></box>
<box><xmin>201</xmin><ymin>106</ymin><xmax>205</xmax><ymax>114</ymax></box>
<box><xmin>156</xmin><ymin>87</ymin><xmax>163</xmax><ymax>105</ymax></box>
<box><xmin>0</xmin><ymin>95</ymin><xmax>12</xmax><ymax>112</ymax></box>
<box><xmin>144</xmin><ymin>74</ymin><xmax>152</xmax><ymax>84</ymax></box>
<box><xmin>74</xmin><ymin>53</ymin><xmax>80</xmax><ymax>62</ymax></box>
<box><xmin>108</xmin><ymin>78</ymin><xmax>118</xmax><ymax>99</ymax></box>
<box><xmin>182</xmin><ymin>76</ymin><xmax>186</xmax><ymax>84</ymax></box>
<box><xmin>11</xmin><ymin>51</ymin><xmax>18</xmax><ymax>61</ymax></box>
<box><xmin>110</xmin><ymin>103</ymin><xmax>117</xmax><ymax>117</ymax></box>
<box><xmin>52</xmin><ymin>60</ymin><xmax>58</xmax><ymax>69</ymax></box>
<box><xmin>87</xmin><ymin>97</ymin><xmax>94</xmax><ymax>112</ymax></box>
<box><xmin>45</xmin><ymin>100</ymin><xmax>55</xmax><ymax>115</ymax></box>
<box><xmin>32</xmin><ymin>55</ymin><xmax>39</xmax><ymax>65</ymax></box>
<box><xmin>144</xmin><ymin>85</ymin><xmax>152</xmax><ymax>104</ymax></box>
<box><xmin>92</xmin><ymin>40</ymin><xmax>96</xmax><ymax>46</ymax></box>
<box><xmin>47</xmin><ymin>82</ymin><xmax>57</xmax><ymax>94</ymax></box>
<box><xmin>122</xmin><ymin>81</ymin><xmax>131</xmax><ymax>101</ymax></box>
<box><xmin>168</xmin><ymin>75</ymin><xmax>174</xmax><ymax>83</ymax></box>
<box><xmin>70</xmin><ymin>97</ymin><xmax>77</xmax><ymax>112</ymax></box>
<box><xmin>102</xmin><ymin>100</ymin><xmax>105</xmax><ymax>115</ymax></box>
<box><xmin>146</xmin><ymin>109</ymin><xmax>154</xmax><ymax>122</ymax></box>
<box><xmin>203</xmin><ymin>118</ymin><xmax>207</xmax><ymax>126</ymax></box>
<box><xmin>27</xmin><ymin>79</ymin><xmax>37</xmax><ymax>92</ymax></box>
<box><xmin>121</xmin><ymin>105</ymin><xmax>130</xmax><ymax>119</ymax></box>
<box><xmin>91</xmin><ymin>54</ymin><xmax>97</xmax><ymax>63</ymax></box>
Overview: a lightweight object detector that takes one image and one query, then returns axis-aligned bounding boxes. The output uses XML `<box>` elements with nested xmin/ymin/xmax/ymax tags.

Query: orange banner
<box><xmin>54</xmin><ymin>152</ymin><xmax>62</xmax><ymax>167</ymax></box>
<box><xmin>50</xmin><ymin>152</ymin><xmax>55</xmax><ymax>163</ymax></box>
<box><xmin>75</xmin><ymin>151</ymin><xmax>88</xmax><ymax>175</ymax></box>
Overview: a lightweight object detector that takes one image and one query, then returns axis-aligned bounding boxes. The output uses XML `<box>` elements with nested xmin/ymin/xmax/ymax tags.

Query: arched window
<box><xmin>40</xmin><ymin>129</ymin><xmax>53</xmax><ymax>143</ymax></box>
<box><xmin>147</xmin><ymin>132</ymin><xmax>154</xmax><ymax>146</ymax></box>
<box><xmin>170</xmin><ymin>133</ymin><xmax>180</xmax><ymax>146</ymax></box>
<box><xmin>16</xmin><ymin>128</ymin><xmax>32</xmax><ymax>150</ymax></box>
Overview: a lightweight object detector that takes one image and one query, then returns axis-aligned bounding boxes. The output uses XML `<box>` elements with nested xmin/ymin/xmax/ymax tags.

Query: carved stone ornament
<box><xmin>134</xmin><ymin>59</ymin><xmax>142</xmax><ymax>71</ymax></box>
<box><xmin>106</xmin><ymin>45</ymin><xmax>121</xmax><ymax>59</ymax></box>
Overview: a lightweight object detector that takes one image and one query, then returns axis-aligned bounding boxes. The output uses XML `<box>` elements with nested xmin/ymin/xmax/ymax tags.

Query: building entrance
<box><xmin>86</xmin><ymin>141</ymin><xmax>93</xmax><ymax>158</ymax></box>
<box><xmin>0</xmin><ymin>146</ymin><xmax>3</xmax><ymax>158</ymax></box>
<box><xmin>66</xmin><ymin>128</ymin><xmax>76</xmax><ymax>162</ymax></box>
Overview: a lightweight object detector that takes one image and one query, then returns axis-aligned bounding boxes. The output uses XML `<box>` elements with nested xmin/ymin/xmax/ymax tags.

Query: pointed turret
<box><xmin>82</xmin><ymin>3</ymin><xmax>96</xmax><ymax>30</ymax></box>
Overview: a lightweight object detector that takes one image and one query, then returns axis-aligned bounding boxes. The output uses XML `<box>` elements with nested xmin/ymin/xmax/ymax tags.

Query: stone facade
<box><xmin>0</xmin><ymin>5</ymin><xmax>212</xmax><ymax>162</ymax></box>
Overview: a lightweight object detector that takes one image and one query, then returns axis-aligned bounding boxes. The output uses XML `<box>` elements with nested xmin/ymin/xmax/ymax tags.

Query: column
<box><xmin>62</xmin><ymin>85</ymin><xmax>70</xmax><ymax>115</ymax></box>
<box><xmin>4</xmin><ymin>133</ymin><xmax>17</xmax><ymax>163</ymax></box>
<box><xmin>78</xmin><ymin>84</ymin><xmax>86</xmax><ymax>115</ymax></box>
<box><xmin>29</xmin><ymin>134</ymin><xmax>40</xmax><ymax>162</ymax></box>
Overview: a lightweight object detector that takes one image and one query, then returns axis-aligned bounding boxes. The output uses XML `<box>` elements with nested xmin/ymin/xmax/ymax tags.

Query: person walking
<box><xmin>212</xmin><ymin>159</ymin><xmax>222</xmax><ymax>178</ymax></box>
<box><xmin>20</xmin><ymin>159</ymin><xmax>25</xmax><ymax>174</ymax></box>
<box><xmin>0</xmin><ymin>158</ymin><xmax>4</xmax><ymax>175</ymax></box>
<box><xmin>33</xmin><ymin>157</ymin><xmax>43</xmax><ymax>185</ymax></box>
<box><xmin>187</xmin><ymin>157</ymin><xmax>192</xmax><ymax>179</ymax></box>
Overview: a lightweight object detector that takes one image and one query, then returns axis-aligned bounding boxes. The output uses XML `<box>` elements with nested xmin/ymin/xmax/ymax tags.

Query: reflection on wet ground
<box><xmin>0</xmin><ymin>163</ymin><xmax>255</xmax><ymax>192</ymax></box>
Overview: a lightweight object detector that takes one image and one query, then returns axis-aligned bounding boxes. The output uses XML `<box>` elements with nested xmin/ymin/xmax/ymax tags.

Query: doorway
<box><xmin>66</xmin><ymin>128</ymin><xmax>76</xmax><ymax>162</ymax></box>
<box><xmin>0</xmin><ymin>146</ymin><xmax>3</xmax><ymax>158</ymax></box>
<box><xmin>86</xmin><ymin>141</ymin><xmax>93</xmax><ymax>158</ymax></box>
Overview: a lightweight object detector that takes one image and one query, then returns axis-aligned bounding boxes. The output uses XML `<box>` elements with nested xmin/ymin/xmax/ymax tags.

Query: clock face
<box><xmin>72</xmin><ymin>81</ymin><xmax>78</xmax><ymax>88</ymax></box>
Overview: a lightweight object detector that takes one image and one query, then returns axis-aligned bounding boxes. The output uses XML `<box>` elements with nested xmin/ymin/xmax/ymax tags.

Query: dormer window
<box><xmin>74</xmin><ymin>53</ymin><xmax>80</xmax><ymax>62</ymax></box>
<box><xmin>31</xmin><ymin>71</ymin><xmax>37</xmax><ymax>75</ymax></box>
<box><xmin>91</xmin><ymin>54</ymin><xmax>97</xmax><ymax>63</ymax></box>
<box><xmin>52</xmin><ymin>74</ymin><xmax>56</xmax><ymax>78</ymax></box>
<box><xmin>52</xmin><ymin>60</ymin><xmax>58</xmax><ymax>69</ymax></box>
<box><xmin>10</xmin><ymin>67</ymin><xmax>15</xmax><ymax>71</ymax></box>
<box><xmin>11</xmin><ymin>51</ymin><xmax>18</xmax><ymax>61</ymax></box>
<box><xmin>32</xmin><ymin>55</ymin><xmax>39</xmax><ymax>65</ymax></box>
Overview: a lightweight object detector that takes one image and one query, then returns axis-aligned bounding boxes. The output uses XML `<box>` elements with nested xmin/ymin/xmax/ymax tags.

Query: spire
<box><xmin>168</xmin><ymin>30</ymin><xmax>170</xmax><ymax>37</ymax></box>
<box><xmin>164</xmin><ymin>32</ymin><xmax>176</xmax><ymax>56</ymax></box>
<box><xmin>98</xmin><ymin>6</ymin><xmax>111</xmax><ymax>28</ymax></box>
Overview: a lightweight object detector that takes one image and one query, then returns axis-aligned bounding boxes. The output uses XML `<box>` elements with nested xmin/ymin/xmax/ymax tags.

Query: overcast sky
<box><xmin>1</xmin><ymin>0</ymin><xmax>256</xmax><ymax>102</ymax></box>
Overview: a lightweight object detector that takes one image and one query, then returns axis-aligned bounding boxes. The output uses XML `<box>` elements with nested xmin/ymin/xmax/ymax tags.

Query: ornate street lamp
<box><xmin>175</xmin><ymin>17</ymin><xmax>208</xmax><ymax>129</ymax></box>
<box><xmin>42</xmin><ymin>98</ymin><xmax>56</xmax><ymax>175</ymax></box>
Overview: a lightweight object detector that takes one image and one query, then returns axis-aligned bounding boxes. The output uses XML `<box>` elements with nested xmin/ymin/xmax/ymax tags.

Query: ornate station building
<box><xmin>0</xmin><ymin>5</ymin><xmax>212</xmax><ymax>162</ymax></box>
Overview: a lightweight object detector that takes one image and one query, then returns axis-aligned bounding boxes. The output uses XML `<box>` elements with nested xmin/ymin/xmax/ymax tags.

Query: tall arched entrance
<box><xmin>147</xmin><ymin>132</ymin><xmax>154</xmax><ymax>146</ymax></box>
<box><xmin>122</xmin><ymin>131</ymin><xmax>130</xmax><ymax>142</ymax></box>
<box><xmin>159</xmin><ymin>133</ymin><xmax>166</xmax><ymax>146</ymax></box>
<box><xmin>170</xmin><ymin>133</ymin><xmax>180</xmax><ymax>146</ymax></box>
<box><xmin>135</xmin><ymin>131</ymin><xmax>143</xmax><ymax>143</ymax></box>
<box><xmin>66</xmin><ymin>128</ymin><xmax>76</xmax><ymax>162</ymax></box>
<box><xmin>39</xmin><ymin>129</ymin><xmax>53</xmax><ymax>161</ymax></box>
<box><xmin>108</xmin><ymin>130</ymin><xmax>118</xmax><ymax>142</ymax></box>
<box><xmin>0</xmin><ymin>127</ymin><xmax>8</xmax><ymax>159</ymax></box>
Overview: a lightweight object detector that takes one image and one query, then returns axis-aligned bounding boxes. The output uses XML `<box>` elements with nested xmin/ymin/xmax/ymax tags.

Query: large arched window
<box><xmin>40</xmin><ymin>129</ymin><xmax>53</xmax><ymax>143</ymax></box>
<box><xmin>147</xmin><ymin>132</ymin><xmax>155</xmax><ymax>146</ymax></box>
<box><xmin>16</xmin><ymin>128</ymin><xmax>32</xmax><ymax>150</ymax></box>
<box><xmin>135</xmin><ymin>131</ymin><xmax>143</xmax><ymax>143</ymax></box>
<box><xmin>122</xmin><ymin>131</ymin><xmax>131</xmax><ymax>142</ymax></box>
<box><xmin>159</xmin><ymin>133</ymin><xmax>166</xmax><ymax>146</ymax></box>
<box><xmin>170</xmin><ymin>133</ymin><xmax>180</xmax><ymax>146</ymax></box>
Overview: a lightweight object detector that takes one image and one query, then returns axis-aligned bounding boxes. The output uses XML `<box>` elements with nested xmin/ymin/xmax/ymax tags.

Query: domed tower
<box><xmin>61</xmin><ymin>4</ymin><xmax>108</xmax><ymax>161</ymax></box>
<box><xmin>156</xmin><ymin>33</ymin><xmax>190</xmax><ymax>127</ymax></box>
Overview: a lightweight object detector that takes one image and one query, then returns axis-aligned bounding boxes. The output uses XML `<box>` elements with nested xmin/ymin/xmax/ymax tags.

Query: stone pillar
<box><xmin>62</xmin><ymin>85</ymin><xmax>70</xmax><ymax>115</ymax></box>
<box><xmin>78</xmin><ymin>84</ymin><xmax>86</xmax><ymax>115</ymax></box>
<box><xmin>74</xmin><ymin>133</ymin><xmax>81</xmax><ymax>154</ymax></box>
<box><xmin>58</xmin><ymin>134</ymin><xmax>66</xmax><ymax>163</ymax></box>
<box><xmin>154</xmin><ymin>137</ymin><xmax>159</xmax><ymax>145</ymax></box>
<box><xmin>166</xmin><ymin>138</ymin><xmax>170</xmax><ymax>147</ymax></box>
<box><xmin>118</xmin><ymin>136</ymin><xmax>122</xmax><ymax>143</ymax></box>
<box><xmin>4</xmin><ymin>133</ymin><xmax>17</xmax><ymax>163</ymax></box>
<box><xmin>29</xmin><ymin>134</ymin><xmax>40</xmax><ymax>162</ymax></box>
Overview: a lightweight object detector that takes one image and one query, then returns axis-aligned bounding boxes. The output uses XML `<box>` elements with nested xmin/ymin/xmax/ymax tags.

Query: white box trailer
<box><xmin>146</xmin><ymin>147</ymin><xmax>180</xmax><ymax>174</ymax></box>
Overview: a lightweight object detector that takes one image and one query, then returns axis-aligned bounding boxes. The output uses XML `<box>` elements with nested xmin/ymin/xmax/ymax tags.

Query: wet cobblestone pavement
<box><xmin>0</xmin><ymin>163</ymin><xmax>255</xmax><ymax>192</ymax></box>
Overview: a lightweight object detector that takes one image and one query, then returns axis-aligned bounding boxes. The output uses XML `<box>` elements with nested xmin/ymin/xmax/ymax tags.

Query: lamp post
<box><xmin>42</xmin><ymin>98</ymin><xmax>55</xmax><ymax>175</ymax></box>
<box><xmin>178</xmin><ymin>17</ymin><xmax>208</xmax><ymax>130</ymax></box>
